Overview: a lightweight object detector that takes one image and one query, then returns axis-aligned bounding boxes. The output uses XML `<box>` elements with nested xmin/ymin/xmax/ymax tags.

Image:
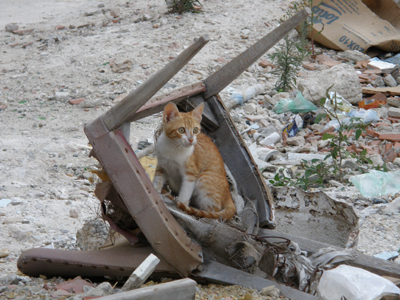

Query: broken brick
<box><xmin>302</xmin><ymin>63</ymin><xmax>318</xmax><ymax>71</ymax></box>
<box><xmin>56</xmin><ymin>25</ymin><xmax>65</xmax><ymax>30</ymax></box>
<box><xmin>68</xmin><ymin>98</ymin><xmax>85</xmax><ymax>105</ymax></box>
<box><xmin>258</xmin><ymin>60</ymin><xmax>275</xmax><ymax>68</ymax></box>
<box><xmin>321</xmin><ymin>61</ymin><xmax>342</xmax><ymax>68</ymax></box>
<box><xmin>379</xmin><ymin>133</ymin><xmax>400</xmax><ymax>142</ymax></box>
<box><xmin>366</xmin><ymin>128</ymin><xmax>380</xmax><ymax>138</ymax></box>
<box><xmin>385</xmin><ymin>143</ymin><xmax>393</xmax><ymax>152</ymax></box>
<box><xmin>383</xmin><ymin>148</ymin><xmax>397</xmax><ymax>163</ymax></box>
<box><xmin>13</xmin><ymin>28</ymin><xmax>34</xmax><ymax>35</ymax></box>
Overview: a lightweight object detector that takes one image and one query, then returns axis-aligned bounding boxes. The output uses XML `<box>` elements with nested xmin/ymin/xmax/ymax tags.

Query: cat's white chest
<box><xmin>156</xmin><ymin>132</ymin><xmax>193</xmax><ymax>192</ymax></box>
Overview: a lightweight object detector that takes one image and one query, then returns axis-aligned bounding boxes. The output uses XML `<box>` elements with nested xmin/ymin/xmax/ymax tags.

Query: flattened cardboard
<box><xmin>310</xmin><ymin>0</ymin><xmax>400</xmax><ymax>53</ymax></box>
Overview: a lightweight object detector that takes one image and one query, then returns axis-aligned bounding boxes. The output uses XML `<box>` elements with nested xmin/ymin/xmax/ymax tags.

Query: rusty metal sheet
<box><xmin>85</xmin><ymin>117</ymin><xmax>203</xmax><ymax>277</ymax></box>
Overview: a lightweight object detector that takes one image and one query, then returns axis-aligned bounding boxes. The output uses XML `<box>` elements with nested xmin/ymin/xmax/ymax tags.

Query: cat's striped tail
<box><xmin>176</xmin><ymin>201</ymin><xmax>236</xmax><ymax>221</ymax></box>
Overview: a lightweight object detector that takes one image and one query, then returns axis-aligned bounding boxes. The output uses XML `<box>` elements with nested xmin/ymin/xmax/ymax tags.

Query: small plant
<box><xmin>166</xmin><ymin>0</ymin><xmax>202</xmax><ymax>14</ymax></box>
<box><xmin>269</xmin><ymin>36</ymin><xmax>303</xmax><ymax>92</ymax></box>
<box><xmin>270</xmin><ymin>87</ymin><xmax>375</xmax><ymax>190</ymax></box>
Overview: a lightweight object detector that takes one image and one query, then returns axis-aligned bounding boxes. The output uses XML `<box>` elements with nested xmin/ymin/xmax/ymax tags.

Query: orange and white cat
<box><xmin>153</xmin><ymin>102</ymin><xmax>236</xmax><ymax>221</ymax></box>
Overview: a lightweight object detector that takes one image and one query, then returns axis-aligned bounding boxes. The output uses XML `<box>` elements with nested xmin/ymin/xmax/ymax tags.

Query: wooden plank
<box><xmin>97</xmin><ymin>279</ymin><xmax>196</xmax><ymax>300</ymax></box>
<box><xmin>202</xmin><ymin>9</ymin><xmax>310</xmax><ymax>99</ymax></box>
<box><xmin>260</xmin><ymin>229</ymin><xmax>400</xmax><ymax>279</ymax></box>
<box><xmin>84</xmin><ymin>120</ymin><xmax>203</xmax><ymax>277</ymax></box>
<box><xmin>128</xmin><ymin>82</ymin><xmax>207</xmax><ymax>122</ymax></box>
<box><xmin>205</xmin><ymin>95</ymin><xmax>275</xmax><ymax>228</ymax></box>
<box><xmin>193</xmin><ymin>260</ymin><xmax>319</xmax><ymax>300</ymax></box>
<box><xmin>101</xmin><ymin>35</ymin><xmax>209</xmax><ymax>132</ymax></box>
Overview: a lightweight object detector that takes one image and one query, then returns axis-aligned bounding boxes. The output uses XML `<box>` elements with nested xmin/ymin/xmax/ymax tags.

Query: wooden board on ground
<box><xmin>97</xmin><ymin>279</ymin><xmax>197</xmax><ymax>300</ymax></box>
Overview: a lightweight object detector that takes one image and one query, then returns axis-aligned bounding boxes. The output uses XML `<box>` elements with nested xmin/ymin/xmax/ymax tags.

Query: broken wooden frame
<box><xmin>18</xmin><ymin>7</ymin><xmax>400</xmax><ymax>299</ymax></box>
<box><xmin>82</xmin><ymin>8</ymin><xmax>314</xmax><ymax>277</ymax></box>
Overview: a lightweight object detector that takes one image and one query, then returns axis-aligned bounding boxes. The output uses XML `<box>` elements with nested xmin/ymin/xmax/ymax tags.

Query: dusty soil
<box><xmin>0</xmin><ymin>0</ymin><xmax>399</xmax><ymax>298</ymax></box>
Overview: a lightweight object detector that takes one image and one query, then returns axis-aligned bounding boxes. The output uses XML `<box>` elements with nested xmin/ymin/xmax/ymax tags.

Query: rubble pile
<box><xmin>1</xmin><ymin>0</ymin><xmax>400</xmax><ymax>299</ymax></box>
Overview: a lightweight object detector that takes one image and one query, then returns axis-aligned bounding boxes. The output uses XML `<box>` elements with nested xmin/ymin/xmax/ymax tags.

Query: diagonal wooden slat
<box><xmin>101</xmin><ymin>35</ymin><xmax>209</xmax><ymax>132</ymax></box>
<box><xmin>203</xmin><ymin>8</ymin><xmax>310</xmax><ymax>99</ymax></box>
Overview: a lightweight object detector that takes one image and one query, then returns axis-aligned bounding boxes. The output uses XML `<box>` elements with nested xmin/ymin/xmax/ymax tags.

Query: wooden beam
<box><xmin>202</xmin><ymin>8</ymin><xmax>310</xmax><ymax>99</ymax></box>
<box><xmin>128</xmin><ymin>82</ymin><xmax>206</xmax><ymax>122</ymax></box>
<box><xmin>193</xmin><ymin>260</ymin><xmax>319</xmax><ymax>300</ymax></box>
<box><xmin>101</xmin><ymin>35</ymin><xmax>209</xmax><ymax>132</ymax></box>
<box><xmin>97</xmin><ymin>279</ymin><xmax>196</xmax><ymax>300</ymax></box>
<box><xmin>260</xmin><ymin>230</ymin><xmax>400</xmax><ymax>279</ymax></box>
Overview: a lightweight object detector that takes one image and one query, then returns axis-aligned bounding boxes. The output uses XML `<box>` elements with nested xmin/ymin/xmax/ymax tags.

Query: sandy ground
<box><xmin>0</xmin><ymin>0</ymin><xmax>399</xmax><ymax>294</ymax></box>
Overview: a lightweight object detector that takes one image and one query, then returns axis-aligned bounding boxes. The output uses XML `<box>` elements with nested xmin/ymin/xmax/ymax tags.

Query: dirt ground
<box><xmin>0</xmin><ymin>0</ymin><xmax>399</xmax><ymax>298</ymax></box>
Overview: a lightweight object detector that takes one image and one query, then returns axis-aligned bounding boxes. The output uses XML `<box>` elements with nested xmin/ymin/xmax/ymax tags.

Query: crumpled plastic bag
<box><xmin>322</xmin><ymin>108</ymin><xmax>379</xmax><ymax>131</ymax></box>
<box><xmin>273</xmin><ymin>91</ymin><xmax>318</xmax><ymax>114</ymax></box>
<box><xmin>349</xmin><ymin>170</ymin><xmax>400</xmax><ymax>198</ymax></box>
<box><xmin>318</xmin><ymin>265</ymin><xmax>400</xmax><ymax>300</ymax></box>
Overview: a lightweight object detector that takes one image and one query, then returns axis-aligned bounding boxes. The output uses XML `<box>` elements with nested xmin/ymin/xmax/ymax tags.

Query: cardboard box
<box><xmin>309</xmin><ymin>0</ymin><xmax>400</xmax><ymax>54</ymax></box>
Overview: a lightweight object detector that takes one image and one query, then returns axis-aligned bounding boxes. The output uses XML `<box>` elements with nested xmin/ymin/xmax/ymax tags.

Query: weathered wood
<box><xmin>102</xmin><ymin>35</ymin><xmax>209</xmax><ymax>132</ymax></box>
<box><xmin>98</xmin><ymin>279</ymin><xmax>196</xmax><ymax>300</ymax></box>
<box><xmin>129</xmin><ymin>82</ymin><xmax>207</xmax><ymax>123</ymax></box>
<box><xmin>84</xmin><ymin>121</ymin><xmax>203</xmax><ymax>277</ymax></box>
<box><xmin>203</xmin><ymin>8</ymin><xmax>310</xmax><ymax>99</ymax></box>
<box><xmin>261</xmin><ymin>229</ymin><xmax>400</xmax><ymax>279</ymax></box>
<box><xmin>205</xmin><ymin>95</ymin><xmax>275</xmax><ymax>228</ymax></box>
<box><xmin>193</xmin><ymin>260</ymin><xmax>319</xmax><ymax>300</ymax></box>
<box><xmin>122</xmin><ymin>253</ymin><xmax>160</xmax><ymax>291</ymax></box>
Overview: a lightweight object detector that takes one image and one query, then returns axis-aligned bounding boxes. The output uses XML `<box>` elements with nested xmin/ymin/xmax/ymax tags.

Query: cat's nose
<box><xmin>188</xmin><ymin>138</ymin><xmax>194</xmax><ymax>143</ymax></box>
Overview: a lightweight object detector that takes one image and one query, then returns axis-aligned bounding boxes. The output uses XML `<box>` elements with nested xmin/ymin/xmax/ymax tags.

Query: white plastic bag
<box><xmin>318</xmin><ymin>265</ymin><xmax>400</xmax><ymax>300</ymax></box>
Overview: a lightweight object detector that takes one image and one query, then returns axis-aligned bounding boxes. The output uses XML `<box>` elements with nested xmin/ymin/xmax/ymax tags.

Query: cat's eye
<box><xmin>178</xmin><ymin>127</ymin><xmax>185</xmax><ymax>134</ymax></box>
<box><xmin>193</xmin><ymin>127</ymin><xmax>199</xmax><ymax>134</ymax></box>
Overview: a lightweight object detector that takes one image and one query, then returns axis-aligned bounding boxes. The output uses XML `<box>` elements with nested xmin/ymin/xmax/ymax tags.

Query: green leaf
<box><xmin>38</xmin><ymin>117</ymin><xmax>46</xmax><ymax>120</ymax></box>
<box><xmin>323</xmin><ymin>133</ymin><xmax>336</xmax><ymax>140</ymax></box>
<box><xmin>311</xmin><ymin>159</ymin><xmax>321</xmax><ymax>163</ymax></box>
<box><xmin>355</xmin><ymin>129</ymin><xmax>362</xmax><ymax>140</ymax></box>
<box><xmin>269</xmin><ymin>180</ymin><xmax>275</xmax><ymax>184</ymax></box>
<box><xmin>305</xmin><ymin>169</ymin><xmax>314</xmax><ymax>179</ymax></box>
<box><xmin>360</xmin><ymin>149</ymin><xmax>367</xmax><ymax>156</ymax></box>
<box><xmin>314</xmin><ymin>113</ymin><xmax>327</xmax><ymax>124</ymax></box>
<box><xmin>320</xmin><ymin>98</ymin><xmax>327</xmax><ymax>106</ymax></box>
<box><xmin>18</xmin><ymin>100</ymin><xmax>27</xmax><ymax>104</ymax></box>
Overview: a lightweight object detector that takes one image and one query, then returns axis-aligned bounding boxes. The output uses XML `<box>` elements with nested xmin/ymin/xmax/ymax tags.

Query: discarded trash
<box><xmin>346</xmin><ymin>109</ymin><xmax>379</xmax><ymax>124</ymax></box>
<box><xmin>374</xmin><ymin>251</ymin><xmax>399</xmax><ymax>261</ymax></box>
<box><xmin>358</xmin><ymin>93</ymin><xmax>387</xmax><ymax>109</ymax></box>
<box><xmin>273</xmin><ymin>91</ymin><xmax>317</xmax><ymax>114</ymax></box>
<box><xmin>309</xmin><ymin>0</ymin><xmax>400</xmax><ymax>53</ymax></box>
<box><xmin>349</xmin><ymin>170</ymin><xmax>400</xmax><ymax>198</ymax></box>
<box><xmin>122</xmin><ymin>253</ymin><xmax>160</xmax><ymax>291</ymax></box>
<box><xmin>282</xmin><ymin>115</ymin><xmax>303</xmax><ymax>137</ymax></box>
<box><xmin>259</xmin><ymin>132</ymin><xmax>281</xmax><ymax>146</ymax></box>
<box><xmin>229</xmin><ymin>84</ymin><xmax>264</xmax><ymax>106</ymax></box>
<box><xmin>323</xmin><ymin>108</ymin><xmax>378</xmax><ymax>132</ymax></box>
<box><xmin>324</xmin><ymin>92</ymin><xmax>353</xmax><ymax>120</ymax></box>
<box><xmin>317</xmin><ymin>265</ymin><xmax>400</xmax><ymax>300</ymax></box>
<box><xmin>302</xmin><ymin>113</ymin><xmax>314</xmax><ymax>126</ymax></box>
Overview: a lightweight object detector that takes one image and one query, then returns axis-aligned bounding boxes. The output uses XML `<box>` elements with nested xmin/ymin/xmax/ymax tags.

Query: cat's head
<box><xmin>162</xmin><ymin>102</ymin><xmax>204</xmax><ymax>147</ymax></box>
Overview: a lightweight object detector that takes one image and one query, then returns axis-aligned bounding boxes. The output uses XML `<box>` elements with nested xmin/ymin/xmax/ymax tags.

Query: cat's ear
<box><xmin>163</xmin><ymin>102</ymin><xmax>180</xmax><ymax>123</ymax></box>
<box><xmin>192</xmin><ymin>102</ymin><xmax>204</xmax><ymax>123</ymax></box>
